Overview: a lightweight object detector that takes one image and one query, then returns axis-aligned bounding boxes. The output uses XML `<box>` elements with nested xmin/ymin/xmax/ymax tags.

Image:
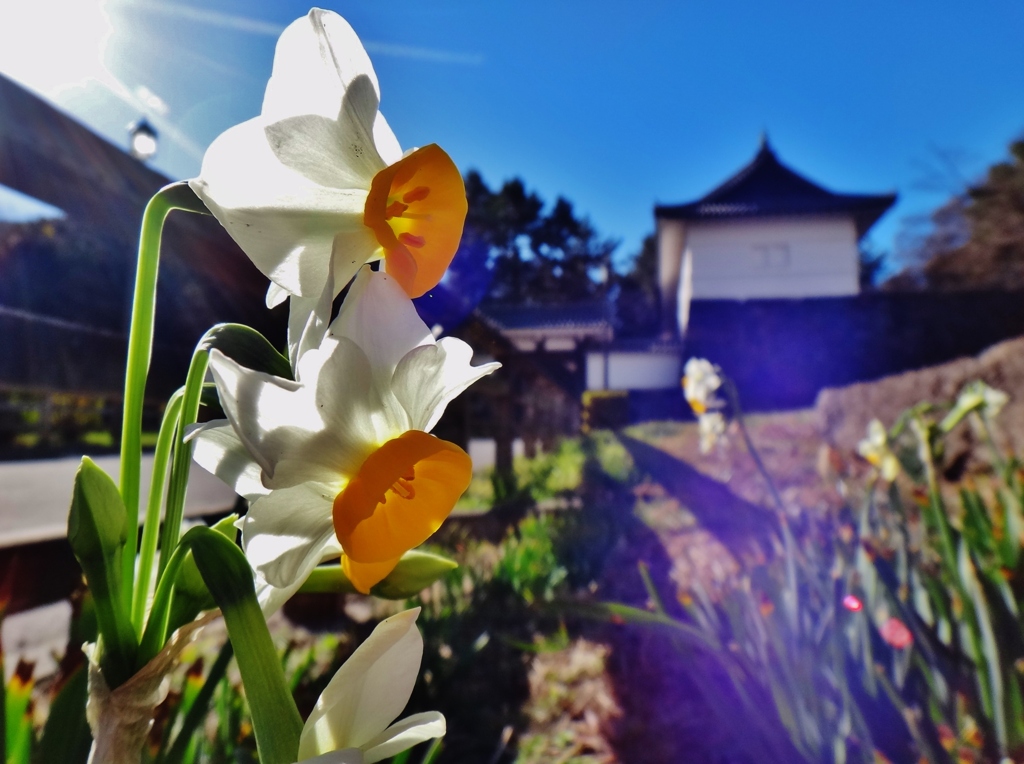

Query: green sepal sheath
<box><xmin>67</xmin><ymin>457</ymin><xmax>138</xmax><ymax>688</ymax></box>
<box><xmin>300</xmin><ymin>549</ymin><xmax>459</xmax><ymax>599</ymax></box>
<box><xmin>199</xmin><ymin>323</ymin><xmax>293</xmax><ymax>380</ymax></box>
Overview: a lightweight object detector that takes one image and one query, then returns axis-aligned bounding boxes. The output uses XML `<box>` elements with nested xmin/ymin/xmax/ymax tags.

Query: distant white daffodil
<box><xmin>190</xmin><ymin>9</ymin><xmax>467</xmax><ymax>306</ymax></box>
<box><xmin>296</xmin><ymin>608</ymin><xmax>445</xmax><ymax>764</ymax></box>
<box><xmin>682</xmin><ymin>358</ymin><xmax>728</xmax><ymax>453</ymax></box>
<box><xmin>957</xmin><ymin>380</ymin><xmax>1009</xmax><ymax>418</ymax></box>
<box><xmin>697</xmin><ymin>411</ymin><xmax>726</xmax><ymax>454</ymax></box>
<box><xmin>682</xmin><ymin>357</ymin><xmax>725</xmax><ymax>415</ymax></box>
<box><xmin>191</xmin><ymin>268</ymin><xmax>499</xmax><ymax>597</ymax></box>
<box><xmin>857</xmin><ymin>419</ymin><xmax>900</xmax><ymax>482</ymax></box>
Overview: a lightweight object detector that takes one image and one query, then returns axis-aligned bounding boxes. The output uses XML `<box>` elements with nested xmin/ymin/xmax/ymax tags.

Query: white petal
<box><xmin>187</xmin><ymin>420</ymin><xmax>268</xmax><ymax>501</ymax></box>
<box><xmin>254</xmin><ymin>574</ymin><xmax>296</xmax><ymax>618</ymax></box>
<box><xmin>190</xmin><ymin>118</ymin><xmax>368</xmax><ymax>298</ymax></box>
<box><xmin>207</xmin><ymin>349</ymin><xmax>343</xmax><ymax>488</ymax></box>
<box><xmin>361</xmin><ymin>712</ymin><xmax>445</xmax><ymax>764</ymax></box>
<box><xmin>262</xmin><ymin>10</ymin><xmax>379</xmax><ymax>124</ymax></box>
<box><xmin>332</xmin><ymin>270</ymin><xmax>433</xmax><ymax>381</ymax></box>
<box><xmin>241</xmin><ymin>483</ymin><xmax>341</xmax><ymax>590</ymax></box>
<box><xmin>264</xmin><ymin>75</ymin><xmax>385</xmax><ymax>188</ymax></box>
<box><xmin>289</xmin><ymin>257</ymin><xmax>336</xmax><ymax>373</ymax></box>
<box><xmin>267</xmin><ymin>281</ymin><xmax>290</xmax><ymax>309</ymax></box>
<box><xmin>392</xmin><ymin>339</ymin><xmax>501</xmax><ymax>433</ymax></box>
<box><xmin>372</xmin><ymin>112</ymin><xmax>403</xmax><ymax>166</ymax></box>
<box><xmin>311</xmin><ymin>338</ymin><xmax>405</xmax><ymax>456</ymax></box>
<box><xmin>332</xmin><ymin>229</ymin><xmax>382</xmax><ymax>294</ymax></box>
<box><xmin>297</xmin><ymin>609</ymin><xmax>423</xmax><ymax>759</ymax></box>
<box><xmin>300</xmin><ymin>749</ymin><xmax>365</xmax><ymax>764</ymax></box>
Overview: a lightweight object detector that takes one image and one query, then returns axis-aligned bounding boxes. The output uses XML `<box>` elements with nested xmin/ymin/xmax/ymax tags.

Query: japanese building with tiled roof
<box><xmin>655</xmin><ymin>137</ymin><xmax>895</xmax><ymax>235</ymax></box>
<box><xmin>654</xmin><ymin>137</ymin><xmax>897</xmax><ymax>335</ymax></box>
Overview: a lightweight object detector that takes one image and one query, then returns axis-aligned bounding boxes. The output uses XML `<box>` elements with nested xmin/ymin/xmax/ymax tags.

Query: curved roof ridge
<box><xmin>655</xmin><ymin>139</ymin><xmax>896</xmax><ymax>238</ymax></box>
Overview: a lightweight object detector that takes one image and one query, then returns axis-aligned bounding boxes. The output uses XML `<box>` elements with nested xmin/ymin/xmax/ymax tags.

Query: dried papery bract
<box><xmin>85</xmin><ymin>613</ymin><xmax>217</xmax><ymax>764</ymax></box>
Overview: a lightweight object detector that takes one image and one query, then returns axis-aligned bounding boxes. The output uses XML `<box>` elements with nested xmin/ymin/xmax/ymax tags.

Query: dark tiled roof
<box><xmin>0</xmin><ymin>74</ymin><xmax>283</xmax><ymax>395</ymax></box>
<box><xmin>478</xmin><ymin>301</ymin><xmax>614</xmax><ymax>332</ymax></box>
<box><xmin>655</xmin><ymin>139</ymin><xmax>896</xmax><ymax>238</ymax></box>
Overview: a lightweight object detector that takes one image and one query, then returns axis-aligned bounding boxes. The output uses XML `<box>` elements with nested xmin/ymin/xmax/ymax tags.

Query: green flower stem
<box><xmin>723</xmin><ymin>378</ymin><xmax>800</xmax><ymax>633</ymax></box>
<box><xmin>119</xmin><ymin>182</ymin><xmax>210</xmax><ymax>609</ymax></box>
<box><xmin>158</xmin><ymin>348</ymin><xmax>209</xmax><ymax>579</ymax></box>
<box><xmin>137</xmin><ymin>541</ymin><xmax>190</xmax><ymax>667</ymax></box>
<box><xmin>723</xmin><ymin>378</ymin><xmax>788</xmax><ymax>516</ymax></box>
<box><xmin>132</xmin><ymin>390</ymin><xmax>184</xmax><ymax>634</ymax></box>
<box><xmin>187</xmin><ymin>527</ymin><xmax>303</xmax><ymax>764</ymax></box>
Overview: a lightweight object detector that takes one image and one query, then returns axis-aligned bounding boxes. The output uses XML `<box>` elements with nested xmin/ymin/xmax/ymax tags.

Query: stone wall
<box><xmin>816</xmin><ymin>335</ymin><xmax>1024</xmax><ymax>456</ymax></box>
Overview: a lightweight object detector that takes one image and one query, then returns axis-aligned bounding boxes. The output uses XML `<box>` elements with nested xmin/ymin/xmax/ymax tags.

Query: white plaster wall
<box><xmin>684</xmin><ymin>216</ymin><xmax>860</xmax><ymax>300</ymax></box>
<box><xmin>586</xmin><ymin>352</ymin><xmax>680</xmax><ymax>390</ymax></box>
<box><xmin>657</xmin><ymin>219</ymin><xmax>686</xmax><ymax>333</ymax></box>
<box><xmin>585</xmin><ymin>352</ymin><xmax>608</xmax><ymax>390</ymax></box>
<box><xmin>468</xmin><ymin>438</ymin><xmax>527</xmax><ymax>472</ymax></box>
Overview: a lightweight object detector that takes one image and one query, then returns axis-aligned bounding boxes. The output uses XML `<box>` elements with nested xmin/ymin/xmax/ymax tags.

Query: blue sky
<box><xmin>1</xmin><ymin>1</ymin><xmax>1022</xmax><ymax>272</ymax></box>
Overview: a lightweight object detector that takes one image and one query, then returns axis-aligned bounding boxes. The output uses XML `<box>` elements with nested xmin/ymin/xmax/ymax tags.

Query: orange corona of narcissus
<box><xmin>334</xmin><ymin>431</ymin><xmax>471</xmax><ymax>591</ymax></box>
<box><xmin>364</xmin><ymin>144</ymin><xmax>467</xmax><ymax>299</ymax></box>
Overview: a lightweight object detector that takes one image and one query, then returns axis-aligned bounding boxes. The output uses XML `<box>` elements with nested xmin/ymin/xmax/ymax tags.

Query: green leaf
<box><xmin>6</xmin><ymin>661</ymin><xmax>33</xmax><ymax>763</ymax></box>
<box><xmin>960</xmin><ymin>488</ymin><xmax>995</xmax><ymax>559</ymax></box>
<box><xmin>186</xmin><ymin>527</ymin><xmax>303</xmax><ymax>764</ymax></box>
<box><xmin>997</xmin><ymin>487</ymin><xmax>1022</xmax><ymax>571</ymax></box>
<box><xmin>199</xmin><ymin>323</ymin><xmax>292</xmax><ymax>380</ymax></box>
<box><xmin>959</xmin><ymin>542</ymin><xmax>1007</xmax><ymax>754</ymax></box>
<box><xmin>140</xmin><ymin>515</ymin><xmax>237</xmax><ymax>665</ymax></box>
<box><xmin>168</xmin><ymin>515</ymin><xmax>240</xmax><ymax>630</ymax></box>
<box><xmin>418</xmin><ymin>738</ymin><xmax>444</xmax><ymax>764</ymax></box>
<box><xmin>161</xmin><ymin>642</ymin><xmax>234</xmax><ymax>764</ymax></box>
<box><xmin>35</xmin><ymin>665</ymin><xmax>91</xmax><ymax>764</ymax></box>
<box><xmin>67</xmin><ymin>457</ymin><xmax>138</xmax><ymax>688</ymax></box>
<box><xmin>1008</xmin><ymin>670</ymin><xmax>1024</xmax><ymax>750</ymax></box>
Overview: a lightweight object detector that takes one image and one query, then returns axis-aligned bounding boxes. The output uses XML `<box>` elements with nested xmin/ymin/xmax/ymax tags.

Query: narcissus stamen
<box><xmin>363</xmin><ymin>144</ymin><xmax>467</xmax><ymax>298</ymax></box>
<box><xmin>333</xmin><ymin>430</ymin><xmax>471</xmax><ymax>572</ymax></box>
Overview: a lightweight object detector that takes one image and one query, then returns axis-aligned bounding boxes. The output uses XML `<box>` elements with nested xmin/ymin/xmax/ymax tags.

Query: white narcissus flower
<box><xmin>697</xmin><ymin>411</ymin><xmax>726</xmax><ymax>454</ymax></box>
<box><xmin>681</xmin><ymin>357</ymin><xmax>724</xmax><ymax>415</ymax></box>
<box><xmin>857</xmin><ymin>419</ymin><xmax>900</xmax><ymax>482</ymax></box>
<box><xmin>296</xmin><ymin>608</ymin><xmax>444</xmax><ymax>764</ymax></box>
<box><xmin>982</xmin><ymin>385</ymin><xmax>1010</xmax><ymax>416</ymax></box>
<box><xmin>958</xmin><ymin>380</ymin><xmax>1010</xmax><ymax>418</ymax></box>
<box><xmin>190</xmin><ymin>9</ymin><xmax>467</xmax><ymax>307</ymax></box>
<box><xmin>190</xmin><ymin>268</ymin><xmax>499</xmax><ymax>598</ymax></box>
